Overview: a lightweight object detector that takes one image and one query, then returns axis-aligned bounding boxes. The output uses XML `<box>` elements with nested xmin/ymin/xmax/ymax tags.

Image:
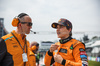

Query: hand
<box><xmin>50</xmin><ymin>44</ymin><xmax>59</xmax><ymax>52</ymax></box>
<box><xmin>54</xmin><ymin>54</ymin><xmax>63</xmax><ymax>64</ymax></box>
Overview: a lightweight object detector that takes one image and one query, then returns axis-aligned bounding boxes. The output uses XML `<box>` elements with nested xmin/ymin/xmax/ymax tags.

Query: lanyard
<box><xmin>11</xmin><ymin>32</ymin><xmax>27</xmax><ymax>53</ymax></box>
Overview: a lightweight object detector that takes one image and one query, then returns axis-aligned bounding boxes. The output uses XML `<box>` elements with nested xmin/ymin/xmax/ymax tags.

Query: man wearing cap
<box><xmin>0</xmin><ymin>13</ymin><xmax>35</xmax><ymax>66</ymax></box>
<box><xmin>44</xmin><ymin>18</ymin><xmax>88</xmax><ymax>66</ymax></box>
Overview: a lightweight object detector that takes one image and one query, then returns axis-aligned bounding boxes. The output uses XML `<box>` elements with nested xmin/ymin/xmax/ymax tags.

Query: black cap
<box><xmin>51</xmin><ymin>18</ymin><xmax>72</xmax><ymax>30</ymax></box>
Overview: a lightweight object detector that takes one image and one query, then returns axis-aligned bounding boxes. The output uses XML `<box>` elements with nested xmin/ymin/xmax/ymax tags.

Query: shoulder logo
<box><xmin>70</xmin><ymin>44</ymin><xmax>73</xmax><ymax>49</ymax></box>
<box><xmin>4</xmin><ymin>36</ymin><xmax>14</xmax><ymax>41</ymax></box>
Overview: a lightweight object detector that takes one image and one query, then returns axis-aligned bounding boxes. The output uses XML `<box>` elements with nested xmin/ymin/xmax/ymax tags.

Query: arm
<box><xmin>0</xmin><ymin>38</ymin><xmax>7</xmax><ymax>63</ymax></box>
<box><xmin>44</xmin><ymin>50</ymin><xmax>55</xmax><ymax>66</ymax></box>
<box><xmin>30</xmin><ymin>55</ymin><xmax>36</xmax><ymax>66</ymax></box>
<box><xmin>28</xmin><ymin>48</ymin><xmax>36</xmax><ymax>66</ymax></box>
<box><xmin>44</xmin><ymin>44</ymin><xmax>59</xmax><ymax>66</ymax></box>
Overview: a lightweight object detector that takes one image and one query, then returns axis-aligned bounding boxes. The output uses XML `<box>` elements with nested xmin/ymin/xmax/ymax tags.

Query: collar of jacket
<box><xmin>29</xmin><ymin>49</ymin><xmax>35</xmax><ymax>56</ymax></box>
<box><xmin>11</xmin><ymin>30</ymin><xmax>26</xmax><ymax>40</ymax></box>
<box><xmin>59</xmin><ymin>36</ymin><xmax>72</xmax><ymax>44</ymax></box>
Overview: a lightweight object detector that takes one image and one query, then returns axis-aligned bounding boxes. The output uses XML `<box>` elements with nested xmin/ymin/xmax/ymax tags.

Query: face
<box><xmin>56</xmin><ymin>25</ymin><xmax>71</xmax><ymax>39</ymax></box>
<box><xmin>20</xmin><ymin>16</ymin><xmax>32</xmax><ymax>34</ymax></box>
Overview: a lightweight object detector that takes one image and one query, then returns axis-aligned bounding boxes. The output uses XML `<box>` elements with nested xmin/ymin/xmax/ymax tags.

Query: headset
<box><xmin>31</xmin><ymin>46</ymin><xmax>37</xmax><ymax>50</ymax></box>
<box><xmin>31</xmin><ymin>43</ymin><xmax>39</xmax><ymax>51</ymax></box>
<box><xmin>12</xmin><ymin>13</ymin><xmax>28</xmax><ymax>27</ymax></box>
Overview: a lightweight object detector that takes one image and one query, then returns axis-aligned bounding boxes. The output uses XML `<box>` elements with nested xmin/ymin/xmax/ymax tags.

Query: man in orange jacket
<box><xmin>44</xmin><ymin>18</ymin><xmax>88</xmax><ymax>66</ymax></box>
<box><xmin>29</xmin><ymin>41</ymin><xmax>39</xmax><ymax>66</ymax></box>
<box><xmin>0</xmin><ymin>13</ymin><xmax>35</xmax><ymax>66</ymax></box>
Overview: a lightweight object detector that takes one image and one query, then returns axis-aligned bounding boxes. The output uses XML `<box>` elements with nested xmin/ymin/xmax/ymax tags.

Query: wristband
<box><xmin>61</xmin><ymin>59</ymin><xmax>66</xmax><ymax>65</ymax></box>
<box><xmin>48</xmin><ymin>50</ymin><xmax>53</xmax><ymax>56</ymax></box>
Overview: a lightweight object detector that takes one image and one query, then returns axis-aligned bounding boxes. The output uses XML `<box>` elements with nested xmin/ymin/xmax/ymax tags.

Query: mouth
<box><xmin>29</xmin><ymin>29</ymin><xmax>31</xmax><ymax>31</ymax></box>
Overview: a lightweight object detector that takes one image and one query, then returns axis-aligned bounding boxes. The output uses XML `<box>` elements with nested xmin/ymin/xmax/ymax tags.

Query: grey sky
<box><xmin>0</xmin><ymin>0</ymin><xmax>100</xmax><ymax>43</ymax></box>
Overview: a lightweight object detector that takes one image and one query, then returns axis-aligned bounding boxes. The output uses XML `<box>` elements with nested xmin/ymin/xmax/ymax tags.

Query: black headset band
<box><xmin>36</xmin><ymin>43</ymin><xmax>39</xmax><ymax>46</ymax></box>
<box><xmin>18</xmin><ymin>13</ymin><xmax>28</xmax><ymax>18</ymax></box>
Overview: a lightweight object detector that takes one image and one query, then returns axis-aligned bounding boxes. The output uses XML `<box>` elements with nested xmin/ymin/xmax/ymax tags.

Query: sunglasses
<box><xmin>20</xmin><ymin>22</ymin><xmax>33</xmax><ymax>26</ymax></box>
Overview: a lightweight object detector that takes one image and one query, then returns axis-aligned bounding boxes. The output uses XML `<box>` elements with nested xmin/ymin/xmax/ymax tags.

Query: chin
<box><xmin>26</xmin><ymin>31</ymin><xmax>30</xmax><ymax>34</ymax></box>
<box><xmin>57</xmin><ymin>35</ymin><xmax>61</xmax><ymax>38</ymax></box>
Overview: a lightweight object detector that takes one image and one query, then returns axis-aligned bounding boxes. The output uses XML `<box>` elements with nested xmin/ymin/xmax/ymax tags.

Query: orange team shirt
<box><xmin>44</xmin><ymin>39</ymin><xmax>88</xmax><ymax>66</ymax></box>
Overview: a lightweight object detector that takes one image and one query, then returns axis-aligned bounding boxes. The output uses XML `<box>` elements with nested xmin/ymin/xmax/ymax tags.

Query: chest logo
<box><xmin>13</xmin><ymin>45</ymin><xmax>18</xmax><ymax>47</ymax></box>
<box><xmin>59</xmin><ymin>48</ymin><xmax>67</xmax><ymax>53</ymax></box>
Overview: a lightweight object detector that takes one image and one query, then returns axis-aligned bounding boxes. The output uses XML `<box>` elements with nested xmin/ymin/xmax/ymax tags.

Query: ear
<box><xmin>18</xmin><ymin>23</ymin><xmax>21</xmax><ymax>27</ymax></box>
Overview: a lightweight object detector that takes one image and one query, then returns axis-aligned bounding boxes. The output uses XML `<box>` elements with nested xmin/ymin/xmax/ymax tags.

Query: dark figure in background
<box><xmin>30</xmin><ymin>41</ymin><xmax>39</xmax><ymax>66</ymax></box>
<box><xmin>36</xmin><ymin>51</ymin><xmax>40</xmax><ymax>66</ymax></box>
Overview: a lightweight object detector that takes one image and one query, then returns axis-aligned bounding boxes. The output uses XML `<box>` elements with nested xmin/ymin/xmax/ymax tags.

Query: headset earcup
<box><xmin>12</xmin><ymin>18</ymin><xmax>19</xmax><ymax>27</ymax></box>
<box><xmin>31</xmin><ymin>46</ymin><xmax>36</xmax><ymax>50</ymax></box>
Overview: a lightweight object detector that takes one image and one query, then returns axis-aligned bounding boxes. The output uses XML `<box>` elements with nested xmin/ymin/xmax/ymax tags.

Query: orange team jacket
<box><xmin>44</xmin><ymin>38</ymin><xmax>88</xmax><ymax>66</ymax></box>
<box><xmin>0</xmin><ymin>30</ymin><xmax>36</xmax><ymax>66</ymax></box>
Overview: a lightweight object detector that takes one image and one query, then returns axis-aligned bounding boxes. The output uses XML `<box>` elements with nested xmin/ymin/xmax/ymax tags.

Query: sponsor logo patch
<box><xmin>13</xmin><ymin>45</ymin><xmax>18</xmax><ymax>47</ymax></box>
<box><xmin>59</xmin><ymin>48</ymin><xmax>67</xmax><ymax>53</ymax></box>
<box><xmin>80</xmin><ymin>55</ymin><xmax>87</xmax><ymax>58</ymax></box>
<box><xmin>12</xmin><ymin>42</ymin><xmax>17</xmax><ymax>44</ymax></box>
<box><xmin>80</xmin><ymin>51</ymin><xmax>87</xmax><ymax>55</ymax></box>
<box><xmin>81</xmin><ymin>58</ymin><xmax>87</xmax><ymax>61</ymax></box>
<box><xmin>9</xmin><ymin>39</ymin><xmax>12</xmax><ymax>41</ymax></box>
<box><xmin>79</xmin><ymin>48</ymin><xmax>85</xmax><ymax>51</ymax></box>
<box><xmin>82</xmin><ymin>61</ymin><xmax>88</xmax><ymax>66</ymax></box>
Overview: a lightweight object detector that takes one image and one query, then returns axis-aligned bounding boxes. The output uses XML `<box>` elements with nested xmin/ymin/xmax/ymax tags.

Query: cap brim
<box><xmin>51</xmin><ymin>22</ymin><xmax>65</xmax><ymax>28</ymax></box>
<box><xmin>51</xmin><ymin>23</ymin><xmax>58</xmax><ymax>28</ymax></box>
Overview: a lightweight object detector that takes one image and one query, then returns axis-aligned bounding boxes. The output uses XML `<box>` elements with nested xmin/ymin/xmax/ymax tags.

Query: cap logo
<box><xmin>58</xmin><ymin>19</ymin><xmax>61</xmax><ymax>22</ymax></box>
<box><xmin>67</xmin><ymin>23</ymin><xmax>69</xmax><ymax>26</ymax></box>
<box><xmin>52</xmin><ymin>24</ymin><xmax>56</xmax><ymax>28</ymax></box>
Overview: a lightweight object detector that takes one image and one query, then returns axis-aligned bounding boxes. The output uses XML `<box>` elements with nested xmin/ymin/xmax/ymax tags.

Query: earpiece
<box><xmin>31</xmin><ymin>46</ymin><xmax>37</xmax><ymax>50</ymax></box>
<box><xmin>12</xmin><ymin>17</ymin><xmax>20</xmax><ymax>27</ymax></box>
<box><xmin>11</xmin><ymin>13</ymin><xmax>28</xmax><ymax>27</ymax></box>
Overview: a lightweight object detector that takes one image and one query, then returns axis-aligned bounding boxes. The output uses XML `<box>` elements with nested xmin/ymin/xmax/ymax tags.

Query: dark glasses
<box><xmin>20</xmin><ymin>22</ymin><xmax>33</xmax><ymax>26</ymax></box>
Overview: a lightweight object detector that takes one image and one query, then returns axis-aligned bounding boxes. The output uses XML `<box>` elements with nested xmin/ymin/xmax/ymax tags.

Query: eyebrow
<box><xmin>58</xmin><ymin>25</ymin><xmax>65</xmax><ymax>27</ymax></box>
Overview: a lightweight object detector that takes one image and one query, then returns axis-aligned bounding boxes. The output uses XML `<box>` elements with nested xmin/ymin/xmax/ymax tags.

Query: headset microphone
<box><xmin>30</xmin><ymin>30</ymin><xmax>37</xmax><ymax>34</ymax></box>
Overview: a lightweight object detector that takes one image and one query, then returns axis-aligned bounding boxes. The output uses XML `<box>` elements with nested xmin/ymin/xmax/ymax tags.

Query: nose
<box><xmin>57</xmin><ymin>26</ymin><xmax>60</xmax><ymax>30</ymax></box>
<box><xmin>56</xmin><ymin>28</ymin><xmax>59</xmax><ymax>33</ymax></box>
<box><xmin>30</xmin><ymin>26</ymin><xmax>32</xmax><ymax>29</ymax></box>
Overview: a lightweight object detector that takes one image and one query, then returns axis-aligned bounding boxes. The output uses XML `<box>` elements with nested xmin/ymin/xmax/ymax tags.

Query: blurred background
<box><xmin>0</xmin><ymin>0</ymin><xmax>100</xmax><ymax>65</ymax></box>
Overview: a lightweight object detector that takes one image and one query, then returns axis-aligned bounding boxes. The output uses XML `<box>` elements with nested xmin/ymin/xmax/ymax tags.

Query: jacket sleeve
<box><xmin>64</xmin><ymin>43</ymin><xmax>88</xmax><ymax>66</ymax></box>
<box><xmin>28</xmin><ymin>48</ymin><xmax>36</xmax><ymax>66</ymax></box>
<box><xmin>29</xmin><ymin>55</ymin><xmax>36</xmax><ymax>66</ymax></box>
<box><xmin>0</xmin><ymin>38</ymin><xmax>7</xmax><ymax>63</ymax></box>
<box><xmin>44</xmin><ymin>50</ymin><xmax>55</xmax><ymax>66</ymax></box>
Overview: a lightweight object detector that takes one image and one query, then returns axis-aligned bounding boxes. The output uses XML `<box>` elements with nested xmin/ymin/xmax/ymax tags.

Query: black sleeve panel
<box><xmin>0</xmin><ymin>38</ymin><xmax>7</xmax><ymax>62</ymax></box>
<box><xmin>47</xmin><ymin>50</ymin><xmax>55</xmax><ymax>65</ymax></box>
<box><xmin>61</xmin><ymin>59</ymin><xmax>66</xmax><ymax>65</ymax></box>
<box><xmin>1</xmin><ymin>52</ymin><xmax>13</xmax><ymax>66</ymax></box>
<box><xmin>0</xmin><ymin>38</ymin><xmax>14</xmax><ymax>66</ymax></box>
<box><xmin>50</xmin><ymin>56</ymin><xmax>55</xmax><ymax>65</ymax></box>
<box><xmin>48</xmin><ymin>50</ymin><xmax>53</xmax><ymax>56</ymax></box>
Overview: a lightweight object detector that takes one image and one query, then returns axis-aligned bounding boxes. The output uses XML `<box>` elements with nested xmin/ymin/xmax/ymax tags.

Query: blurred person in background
<box><xmin>36</xmin><ymin>51</ymin><xmax>40</xmax><ymax>66</ymax></box>
<box><xmin>0</xmin><ymin>13</ymin><xmax>35</xmax><ymax>66</ymax></box>
<box><xmin>30</xmin><ymin>41</ymin><xmax>39</xmax><ymax>66</ymax></box>
<box><xmin>44</xmin><ymin>18</ymin><xmax>88</xmax><ymax>66</ymax></box>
